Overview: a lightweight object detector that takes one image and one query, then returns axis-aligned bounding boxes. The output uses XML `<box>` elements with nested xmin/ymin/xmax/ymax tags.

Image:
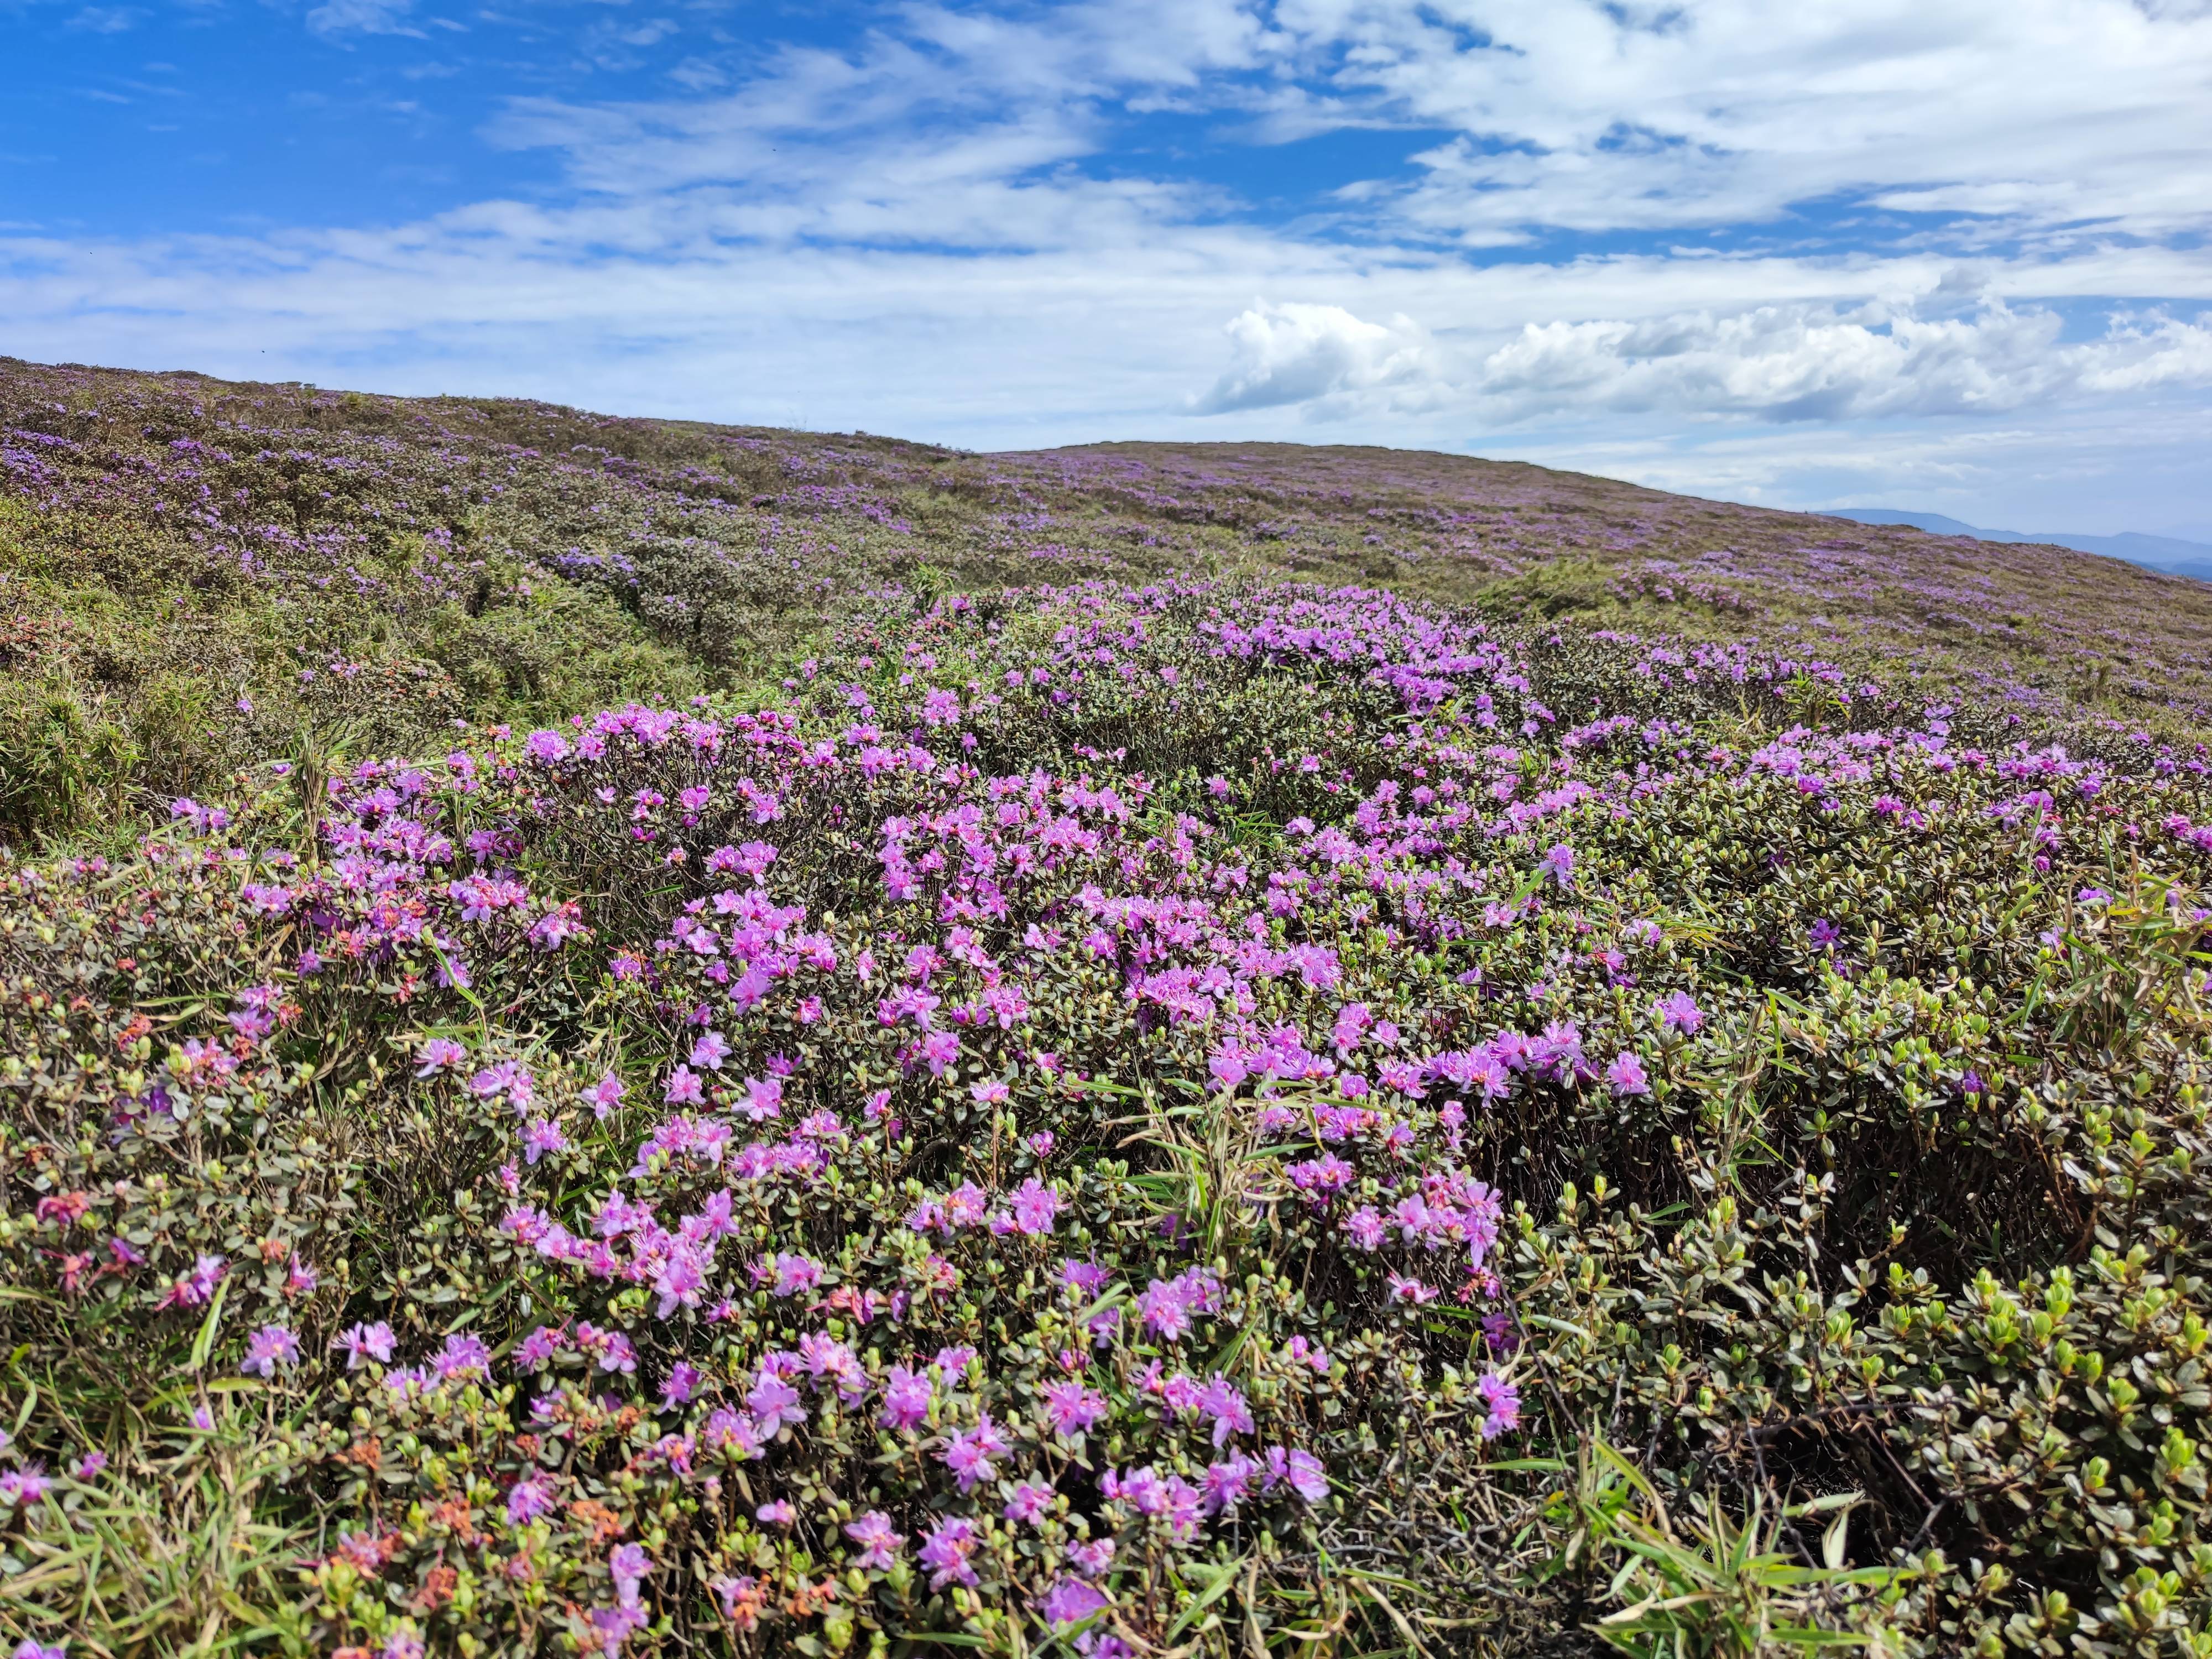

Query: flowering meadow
<box><xmin>4</xmin><ymin>363</ymin><xmax>2212</xmax><ymax>1657</ymax></box>
<box><xmin>6</xmin><ymin>357</ymin><xmax>2212</xmax><ymax>851</ymax></box>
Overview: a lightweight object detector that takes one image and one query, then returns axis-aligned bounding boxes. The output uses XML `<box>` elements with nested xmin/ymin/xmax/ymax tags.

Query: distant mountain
<box><xmin>1823</xmin><ymin>509</ymin><xmax>2212</xmax><ymax>583</ymax></box>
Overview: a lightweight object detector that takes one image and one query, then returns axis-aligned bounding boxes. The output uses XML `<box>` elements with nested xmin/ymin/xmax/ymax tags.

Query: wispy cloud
<box><xmin>7</xmin><ymin>0</ymin><xmax>2212</xmax><ymax>536</ymax></box>
<box><xmin>305</xmin><ymin>0</ymin><xmax>420</xmax><ymax>39</ymax></box>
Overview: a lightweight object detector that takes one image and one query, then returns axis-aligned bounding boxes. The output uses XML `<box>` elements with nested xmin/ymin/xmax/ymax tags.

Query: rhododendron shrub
<box><xmin>3</xmin><ymin>580</ymin><xmax>2211</xmax><ymax>1655</ymax></box>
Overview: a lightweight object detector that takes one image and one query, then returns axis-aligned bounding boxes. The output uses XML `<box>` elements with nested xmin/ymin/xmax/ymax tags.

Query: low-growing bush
<box><xmin>1</xmin><ymin>579</ymin><xmax>2209</xmax><ymax>1657</ymax></box>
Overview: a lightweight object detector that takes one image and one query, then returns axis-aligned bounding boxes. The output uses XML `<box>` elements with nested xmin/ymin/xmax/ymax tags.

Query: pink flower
<box><xmin>1041</xmin><ymin>1380</ymin><xmax>1108</xmax><ymax>1439</ymax></box>
<box><xmin>844</xmin><ymin>1511</ymin><xmax>904</xmax><ymax>1570</ymax></box>
<box><xmin>1004</xmin><ymin>1480</ymin><xmax>1054</xmax><ymax>1524</ymax></box>
<box><xmin>1009</xmin><ymin>1178</ymin><xmax>1061</xmax><ymax>1235</ymax></box>
<box><xmin>521</xmin><ymin>1117</ymin><xmax>571</xmax><ymax>1165</ymax></box>
<box><xmin>920</xmin><ymin>1030</ymin><xmax>960</xmax><ymax>1076</ymax></box>
<box><xmin>414</xmin><ymin>1037</ymin><xmax>467</xmax><ymax>1076</ymax></box>
<box><xmin>880</xmin><ymin>1364</ymin><xmax>933</xmax><ymax>1431</ymax></box>
<box><xmin>1606</xmin><ymin>1052</ymin><xmax>1651</xmax><ymax>1097</ymax></box>
<box><xmin>748</xmin><ymin>1373</ymin><xmax>806</xmax><ymax>1432</ymax></box>
<box><xmin>757</xmin><ymin>1500</ymin><xmax>796</xmax><ymax>1526</ymax></box>
<box><xmin>1197</xmin><ymin>1375</ymin><xmax>1254</xmax><ymax>1447</ymax></box>
<box><xmin>938</xmin><ymin>1412</ymin><xmax>1010</xmax><ymax>1491</ymax></box>
<box><xmin>159</xmin><ymin>1253</ymin><xmax>226</xmax><ymax>1310</ymax></box>
<box><xmin>1265</xmin><ymin>1446</ymin><xmax>1329</xmax><ymax>1503</ymax></box>
<box><xmin>1477</xmin><ymin>1371</ymin><xmax>1522</xmax><ymax>1439</ymax></box>
<box><xmin>1654</xmin><ymin>990</ymin><xmax>1704</xmax><ymax>1036</ymax></box>
<box><xmin>741</xmin><ymin>1075</ymin><xmax>784</xmax><ymax>1121</ymax></box>
<box><xmin>917</xmin><ymin>1517</ymin><xmax>979</xmax><ymax>1589</ymax></box>
<box><xmin>589</xmin><ymin>1071</ymin><xmax>626</xmax><ymax>1118</ymax></box>
<box><xmin>333</xmin><ymin>1321</ymin><xmax>395</xmax><ymax>1369</ymax></box>
<box><xmin>240</xmin><ymin>1324</ymin><xmax>300</xmax><ymax>1378</ymax></box>
<box><xmin>506</xmin><ymin>1473</ymin><xmax>555</xmax><ymax>1524</ymax></box>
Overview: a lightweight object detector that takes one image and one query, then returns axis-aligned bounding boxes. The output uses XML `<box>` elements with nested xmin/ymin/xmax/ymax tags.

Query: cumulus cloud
<box><xmin>1473</xmin><ymin>298</ymin><xmax>2212</xmax><ymax>422</ymax></box>
<box><xmin>1191</xmin><ymin>302</ymin><xmax>1443</xmax><ymax>415</ymax></box>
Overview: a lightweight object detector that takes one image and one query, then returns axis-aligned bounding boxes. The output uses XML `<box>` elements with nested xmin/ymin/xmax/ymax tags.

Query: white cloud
<box><xmin>65</xmin><ymin>6</ymin><xmax>142</xmax><ymax>33</ymax></box>
<box><xmin>1191</xmin><ymin>301</ymin><xmax>1443</xmax><ymax>415</ymax></box>
<box><xmin>1470</xmin><ymin>298</ymin><xmax>2212</xmax><ymax>421</ymax></box>
<box><xmin>9</xmin><ymin>0</ymin><xmax>2212</xmax><ymax>538</ymax></box>
<box><xmin>305</xmin><ymin>0</ymin><xmax>420</xmax><ymax>38</ymax></box>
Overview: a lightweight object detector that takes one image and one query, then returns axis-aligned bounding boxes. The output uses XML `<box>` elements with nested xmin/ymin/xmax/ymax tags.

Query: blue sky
<box><xmin>6</xmin><ymin>1</ymin><xmax>2212</xmax><ymax>539</ymax></box>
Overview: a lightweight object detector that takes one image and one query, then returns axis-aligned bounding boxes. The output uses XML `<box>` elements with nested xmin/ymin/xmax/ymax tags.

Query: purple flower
<box><xmin>1003</xmin><ymin>1479</ymin><xmax>1055</xmax><ymax>1524</ymax></box>
<box><xmin>880</xmin><ymin>1364</ymin><xmax>934</xmax><ymax>1431</ymax></box>
<box><xmin>332</xmin><ymin>1321</ymin><xmax>395</xmax><ymax>1369</ymax></box>
<box><xmin>688</xmin><ymin>1030</ymin><xmax>731</xmax><ymax>1071</ymax></box>
<box><xmin>1540</xmin><ymin>843</ymin><xmax>1575</xmax><ymax>886</ymax></box>
<box><xmin>1606</xmin><ymin>1052</ymin><xmax>1651</xmax><ymax>1097</ymax></box>
<box><xmin>917</xmin><ymin>1517</ymin><xmax>980</xmax><ymax>1589</ymax></box>
<box><xmin>1807</xmin><ymin>917</ymin><xmax>1841</xmax><ymax>950</ymax></box>
<box><xmin>435</xmin><ymin>1332</ymin><xmax>493</xmax><ymax>1383</ymax></box>
<box><xmin>1136</xmin><ymin>1267</ymin><xmax>1219</xmax><ymax>1342</ymax></box>
<box><xmin>589</xmin><ymin>1070</ymin><xmax>627</xmax><ymax>1119</ymax></box>
<box><xmin>920</xmin><ymin>1030</ymin><xmax>960</xmax><ymax>1076</ymax></box>
<box><xmin>844</xmin><ymin>1511</ymin><xmax>904</xmax><ymax>1571</ymax></box>
<box><xmin>506</xmin><ymin>1473</ymin><xmax>555</xmax><ymax>1525</ymax></box>
<box><xmin>240</xmin><ymin>1324</ymin><xmax>300</xmax><ymax>1378</ymax></box>
<box><xmin>0</xmin><ymin>1464</ymin><xmax>52</xmax><ymax>1507</ymax></box>
<box><xmin>515</xmin><ymin>1324</ymin><xmax>564</xmax><ymax>1368</ymax></box>
<box><xmin>770</xmin><ymin>1253</ymin><xmax>821</xmax><ymax>1297</ymax></box>
<box><xmin>660</xmin><ymin>1362</ymin><xmax>702</xmax><ymax>1410</ymax></box>
<box><xmin>742</xmin><ymin>1075</ymin><xmax>784</xmax><ymax>1122</ymax></box>
<box><xmin>1265</xmin><ymin>1446</ymin><xmax>1329</xmax><ymax>1503</ymax></box>
<box><xmin>1202</xmin><ymin>1451</ymin><xmax>1259</xmax><ymax>1514</ymax></box>
<box><xmin>1197</xmin><ymin>1375</ymin><xmax>1254</xmax><ymax>1447</ymax></box>
<box><xmin>1654</xmin><ymin>990</ymin><xmax>1704</xmax><ymax>1036</ymax></box>
<box><xmin>1009</xmin><ymin>1177</ymin><xmax>1061</xmax><ymax>1235</ymax></box>
<box><xmin>1102</xmin><ymin>1465</ymin><xmax>1204</xmax><ymax>1540</ymax></box>
<box><xmin>747</xmin><ymin>1373</ymin><xmax>807</xmax><ymax>1432</ymax></box>
<box><xmin>414</xmin><ymin>1037</ymin><xmax>467</xmax><ymax>1076</ymax></box>
<box><xmin>757</xmin><ymin>1500</ymin><xmax>797</xmax><ymax>1526</ymax></box>
<box><xmin>159</xmin><ymin>1252</ymin><xmax>227</xmax><ymax>1310</ymax></box>
<box><xmin>1343</xmin><ymin>1206</ymin><xmax>1385</xmax><ymax>1250</ymax></box>
<box><xmin>521</xmin><ymin>1117</ymin><xmax>571</xmax><ymax>1165</ymax></box>
<box><xmin>939</xmin><ymin>1411</ymin><xmax>1010</xmax><ymax>1491</ymax></box>
<box><xmin>1477</xmin><ymin>1371</ymin><xmax>1522</xmax><ymax>1439</ymax></box>
<box><xmin>1059</xmin><ymin>1258</ymin><xmax>1110</xmax><ymax>1298</ymax></box>
<box><xmin>1041</xmin><ymin>1379</ymin><xmax>1109</xmax><ymax>1440</ymax></box>
<box><xmin>610</xmin><ymin>1541</ymin><xmax>651</xmax><ymax>1606</ymax></box>
<box><xmin>1038</xmin><ymin>1577</ymin><xmax>1110</xmax><ymax>1629</ymax></box>
<box><xmin>1286</xmin><ymin>1336</ymin><xmax>1331</xmax><ymax>1374</ymax></box>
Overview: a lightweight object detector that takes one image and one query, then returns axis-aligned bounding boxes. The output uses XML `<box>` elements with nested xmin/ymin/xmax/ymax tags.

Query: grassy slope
<box><xmin>4</xmin><ymin>355</ymin><xmax>2210</xmax><ymax>849</ymax></box>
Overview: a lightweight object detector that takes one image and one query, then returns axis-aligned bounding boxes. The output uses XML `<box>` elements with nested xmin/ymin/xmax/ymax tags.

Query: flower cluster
<box><xmin>2</xmin><ymin>575</ymin><xmax>2210</xmax><ymax>1656</ymax></box>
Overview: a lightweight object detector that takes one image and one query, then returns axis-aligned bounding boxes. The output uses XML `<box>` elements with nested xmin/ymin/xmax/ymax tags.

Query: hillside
<box><xmin>2</xmin><ymin>358</ymin><xmax>2211</xmax><ymax>1658</ymax></box>
<box><xmin>7</xmin><ymin>355</ymin><xmax>2212</xmax><ymax>848</ymax></box>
